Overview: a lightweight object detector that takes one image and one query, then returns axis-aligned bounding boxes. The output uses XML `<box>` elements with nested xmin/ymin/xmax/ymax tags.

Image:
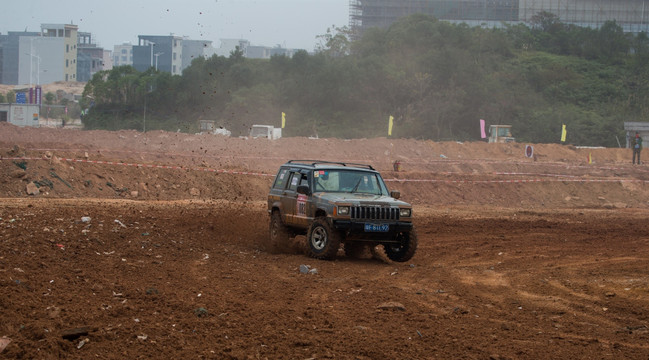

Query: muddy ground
<box><xmin>1</xmin><ymin>123</ymin><xmax>649</xmax><ymax>359</ymax></box>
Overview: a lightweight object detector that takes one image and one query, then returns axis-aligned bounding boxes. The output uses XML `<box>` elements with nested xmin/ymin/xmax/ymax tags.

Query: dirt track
<box><xmin>1</xmin><ymin>124</ymin><xmax>649</xmax><ymax>359</ymax></box>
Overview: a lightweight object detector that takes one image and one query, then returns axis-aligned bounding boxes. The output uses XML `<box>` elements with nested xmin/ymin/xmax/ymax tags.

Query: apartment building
<box><xmin>0</xmin><ymin>31</ymin><xmax>40</xmax><ymax>85</ymax></box>
<box><xmin>182</xmin><ymin>39</ymin><xmax>215</xmax><ymax>68</ymax></box>
<box><xmin>77</xmin><ymin>31</ymin><xmax>105</xmax><ymax>82</ymax></box>
<box><xmin>0</xmin><ymin>23</ymin><xmax>80</xmax><ymax>85</ymax></box>
<box><xmin>133</xmin><ymin>35</ymin><xmax>184</xmax><ymax>75</ymax></box>
<box><xmin>215</xmin><ymin>39</ymin><xmax>300</xmax><ymax>59</ymax></box>
<box><xmin>133</xmin><ymin>35</ymin><xmax>216</xmax><ymax>75</ymax></box>
<box><xmin>113</xmin><ymin>43</ymin><xmax>134</xmax><ymax>67</ymax></box>
<box><xmin>350</xmin><ymin>0</ymin><xmax>649</xmax><ymax>34</ymax></box>
<box><xmin>41</xmin><ymin>23</ymin><xmax>78</xmax><ymax>82</ymax></box>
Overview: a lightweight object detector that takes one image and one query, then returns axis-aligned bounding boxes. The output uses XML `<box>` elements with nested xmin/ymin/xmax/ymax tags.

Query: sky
<box><xmin>1</xmin><ymin>0</ymin><xmax>350</xmax><ymax>51</ymax></box>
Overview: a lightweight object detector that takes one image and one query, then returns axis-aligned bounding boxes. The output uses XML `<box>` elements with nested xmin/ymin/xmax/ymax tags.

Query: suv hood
<box><xmin>314</xmin><ymin>192</ymin><xmax>410</xmax><ymax>207</ymax></box>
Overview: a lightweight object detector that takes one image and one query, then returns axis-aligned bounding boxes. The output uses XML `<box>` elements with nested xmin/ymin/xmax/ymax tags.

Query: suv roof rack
<box><xmin>287</xmin><ymin>160</ymin><xmax>375</xmax><ymax>170</ymax></box>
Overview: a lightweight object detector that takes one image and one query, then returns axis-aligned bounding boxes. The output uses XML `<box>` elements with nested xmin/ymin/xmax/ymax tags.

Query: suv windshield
<box><xmin>313</xmin><ymin>169</ymin><xmax>388</xmax><ymax>195</ymax></box>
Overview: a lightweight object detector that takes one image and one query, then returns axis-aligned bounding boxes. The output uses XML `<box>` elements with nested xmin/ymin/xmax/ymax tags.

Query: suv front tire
<box><xmin>307</xmin><ymin>217</ymin><xmax>341</xmax><ymax>260</ymax></box>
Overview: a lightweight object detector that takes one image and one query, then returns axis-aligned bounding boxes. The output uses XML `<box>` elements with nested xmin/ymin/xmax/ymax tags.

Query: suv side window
<box><xmin>273</xmin><ymin>168</ymin><xmax>289</xmax><ymax>189</ymax></box>
<box><xmin>287</xmin><ymin>171</ymin><xmax>309</xmax><ymax>192</ymax></box>
<box><xmin>288</xmin><ymin>172</ymin><xmax>301</xmax><ymax>191</ymax></box>
<box><xmin>300</xmin><ymin>175</ymin><xmax>309</xmax><ymax>187</ymax></box>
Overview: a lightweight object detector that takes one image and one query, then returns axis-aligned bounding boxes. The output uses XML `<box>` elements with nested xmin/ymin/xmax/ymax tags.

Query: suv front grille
<box><xmin>350</xmin><ymin>206</ymin><xmax>399</xmax><ymax>221</ymax></box>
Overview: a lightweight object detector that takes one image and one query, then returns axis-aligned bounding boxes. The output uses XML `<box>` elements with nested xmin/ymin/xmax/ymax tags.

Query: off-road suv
<box><xmin>267</xmin><ymin>160</ymin><xmax>417</xmax><ymax>262</ymax></box>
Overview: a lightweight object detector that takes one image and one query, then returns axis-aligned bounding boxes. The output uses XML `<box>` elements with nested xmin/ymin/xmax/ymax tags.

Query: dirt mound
<box><xmin>1</xmin><ymin>122</ymin><xmax>648</xmax><ymax>209</ymax></box>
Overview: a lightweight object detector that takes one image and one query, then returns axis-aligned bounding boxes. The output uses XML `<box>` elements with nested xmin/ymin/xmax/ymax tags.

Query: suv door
<box><xmin>268</xmin><ymin>167</ymin><xmax>289</xmax><ymax>214</ymax></box>
<box><xmin>284</xmin><ymin>170</ymin><xmax>313</xmax><ymax>226</ymax></box>
<box><xmin>282</xmin><ymin>171</ymin><xmax>300</xmax><ymax>225</ymax></box>
<box><xmin>294</xmin><ymin>170</ymin><xmax>312</xmax><ymax>227</ymax></box>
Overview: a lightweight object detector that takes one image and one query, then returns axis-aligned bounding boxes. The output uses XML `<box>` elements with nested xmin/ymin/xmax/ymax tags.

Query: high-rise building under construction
<box><xmin>349</xmin><ymin>0</ymin><xmax>649</xmax><ymax>33</ymax></box>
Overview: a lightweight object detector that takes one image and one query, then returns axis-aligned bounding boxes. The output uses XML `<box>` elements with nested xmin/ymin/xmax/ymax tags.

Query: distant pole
<box><xmin>25</xmin><ymin>52</ymin><xmax>41</xmax><ymax>88</ymax></box>
<box><xmin>35</xmin><ymin>54</ymin><xmax>41</xmax><ymax>86</ymax></box>
<box><xmin>143</xmin><ymin>96</ymin><xmax>146</xmax><ymax>133</ymax></box>
<box><xmin>154</xmin><ymin>52</ymin><xmax>163</xmax><ymax>71</ymax></box>
<box><xmin>149</xmin><ymin>41</ymin><xmax>155</xmax><ymax>68</ymax></box>
<box><xmin>29</xmin><ymin>38</ymin><xmax>33</xmax><ymax>87</ymax></box>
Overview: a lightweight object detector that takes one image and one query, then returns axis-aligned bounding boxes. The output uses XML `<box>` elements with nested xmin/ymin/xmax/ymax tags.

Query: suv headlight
<box><xmin>337</xmin><ymin>206</ymin><xmax>350</xmax><ymax>216</ymax></box>
<box><xmin>399</xmin><ymin>208</ymin><xmax>411</xmax><ymax>217</ymax></box>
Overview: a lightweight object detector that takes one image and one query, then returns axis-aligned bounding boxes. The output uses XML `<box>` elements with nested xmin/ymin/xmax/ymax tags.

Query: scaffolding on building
<box><xmin>349</xmin><ymin>0</ymin><xmax>649</xmax><ymax>34</ymax></box>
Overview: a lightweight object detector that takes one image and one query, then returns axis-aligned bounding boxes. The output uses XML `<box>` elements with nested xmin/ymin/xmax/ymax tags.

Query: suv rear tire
<box><xmin>307</xmin><ymin>217</ymin><xmax>341</xmax><ymax>260</ymax></box>
<box><xmin>269</xmin><ymin>211</ymin><xmax>290</xmax><ymax>251</ymax></box>
<box><xmin>384</xmin><ymin>228</ymin><xmax>418</xmax><ymax>262</ymax></box>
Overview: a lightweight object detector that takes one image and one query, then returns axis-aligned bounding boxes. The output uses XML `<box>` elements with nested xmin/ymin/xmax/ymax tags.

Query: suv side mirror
<box><xmin>390</xmin><ymin>190</ymin><xmax>400</xmax><ymax>199</ymax></box>
<box><xmin>297</xmin><ymin>185</ymin><xmax>311</xmax><ymax>195</ymax></box>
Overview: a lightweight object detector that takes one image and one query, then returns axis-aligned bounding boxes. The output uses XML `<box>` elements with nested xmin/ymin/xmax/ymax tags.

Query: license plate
<box><xmin>364</xmin><ymin>223</ymin><xmax>389</xmax><ymax>232</ymax></box>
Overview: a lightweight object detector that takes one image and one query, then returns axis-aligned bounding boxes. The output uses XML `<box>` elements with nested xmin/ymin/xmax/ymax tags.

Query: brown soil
<box><xmin>1</xmin><ymin>123</ymin><xmax>649</xmax><ymax>359</ymax></box>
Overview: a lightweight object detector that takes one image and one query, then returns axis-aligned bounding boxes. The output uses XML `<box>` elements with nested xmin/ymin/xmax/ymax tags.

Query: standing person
<box><xmin>632</xmin><ymin>132</ymin><xmax>643</xmax><ymax>164</ymax></box>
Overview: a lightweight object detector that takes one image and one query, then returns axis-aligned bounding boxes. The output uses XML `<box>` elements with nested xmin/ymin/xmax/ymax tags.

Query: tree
<box><xmin>71</xmin><ymin>13</ymin><xmax>649</xmax><ymax>145</ymax></box>
<box><xmin>316</xmin><ymin>25</ymin><xmax>353</xmax><ymax>57</ymax></box>
<box><xmin>530</xmin><ymin>11</ymin><xmax>562</xmax><ymax>33</ymax></box>
<box><xmin>229</xmin><ymin>46</ymin><xmax>245</xmax><ymax>63</ymax></box>
<box><xmin>44</xmin><ymin>92</ymin><xmax>55</xmax><ymax>105</ymax></box>
<box><xmin>6</xmin><ymin>91</ymin><xmax>15</xmax><ymax>103</ymax></box>
<box><xmin>595</xmin><ymin>21</ymin><xmax>629</xmax><ymax>63</ymax></box>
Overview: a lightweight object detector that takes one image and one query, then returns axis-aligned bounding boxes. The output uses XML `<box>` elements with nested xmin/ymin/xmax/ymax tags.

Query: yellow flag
<box><xmin>281</xmin><ymin>112</ymin><xmax>286</xmax><ymax>128</ymax></box>
<box><xmin>388</xmin><ymin>115</ymin><xmax>394</xmax><ymax>136</ymax></box>
<box><xmin>561</xmin><ymin>124</ymin><xmax>567</xmax><ymax>142</ymax></box>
